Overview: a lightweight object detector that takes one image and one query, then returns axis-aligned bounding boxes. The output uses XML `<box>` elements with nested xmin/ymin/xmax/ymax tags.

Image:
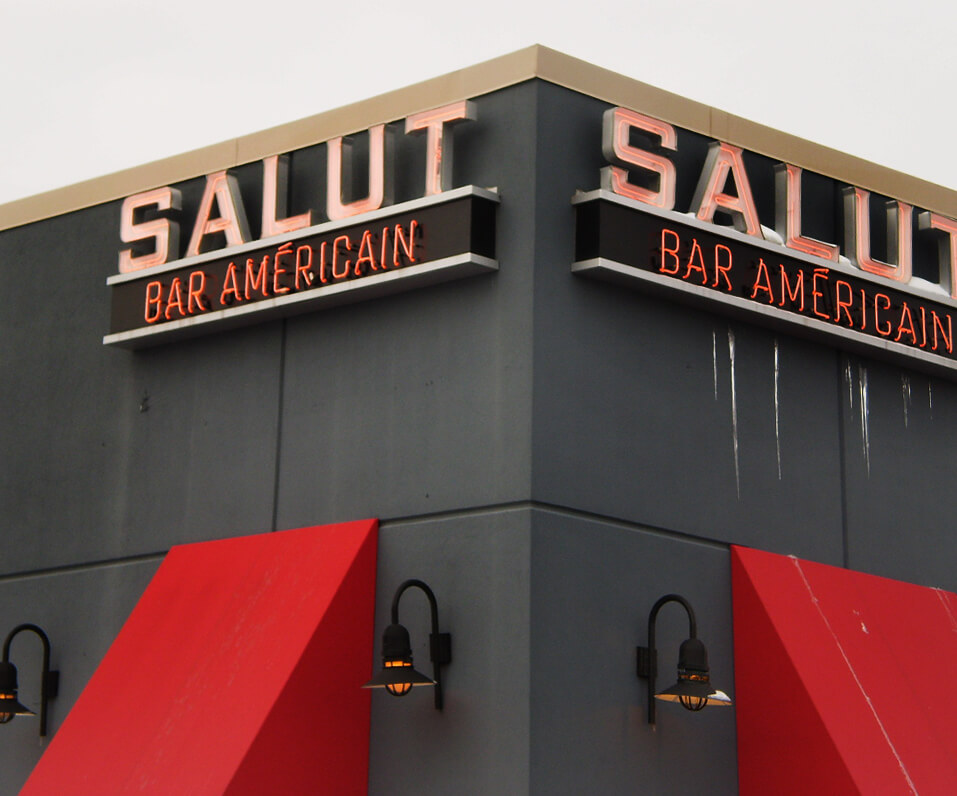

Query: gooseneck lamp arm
<box><xmin>392</xmin><ymin>579</ymin><xmax>452</xmax><ymax>710</ymax></box>
<box><xmin>636</xmin><ymin>594</ymin><xmax>696</xmax><ymax>726</ymax></box>
<box><xmin>3</xmin><ymin>623</ymin><xmax>59</xmax><ymax>737</ymax></box>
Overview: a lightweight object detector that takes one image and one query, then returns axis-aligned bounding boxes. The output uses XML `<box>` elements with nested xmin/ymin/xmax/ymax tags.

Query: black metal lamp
<box><xmin>636</xmin><ymin>594</ymin><xmax>731</xmax><ymax>725</ymax></box>
<box><xmin>1</xmin><ymin>624</ymin><xmax>59</xmax><ymax>736</ymax></box>
<box><xmin>363</xmin><ymin>579</ymin><xmax>451</xmax><ymax>710</ymax></box>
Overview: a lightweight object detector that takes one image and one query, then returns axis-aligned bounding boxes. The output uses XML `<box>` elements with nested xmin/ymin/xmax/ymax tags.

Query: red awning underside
<box><xmin>23</xmin><ymin>520</ymin><xmax>378</xmax><ymax>795</ymax></box>
<box><xmin>732</xmin><ymin>545</ymin><xmax>957</xmax><ymax>796</ymax></box>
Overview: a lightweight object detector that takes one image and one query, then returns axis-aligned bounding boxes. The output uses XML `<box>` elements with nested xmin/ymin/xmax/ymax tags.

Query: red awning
<box><xmin>22</xmin><ymin>520</ymin><xmax>378</xmax><ymax>794</ymax></box>
<box><xmin>732</xmin><ymin>545</ymin><xmax>957</xmax><ymax>796</ymax></box>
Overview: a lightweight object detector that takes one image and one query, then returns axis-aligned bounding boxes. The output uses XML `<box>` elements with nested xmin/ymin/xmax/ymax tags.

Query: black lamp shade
<box><xmin>362</xmin><ymin>623</ymin><xmax>435</xmax><ymax>696</ymax></box>
<box><xmin>0</xmin><ymin>661</ymin><xmax>34</xmax><ymax>723</ymax></box>
<box><xmin>655</xmin><ymin>638</ymin><xmax>732</xmax><ymax>711</ymax></box>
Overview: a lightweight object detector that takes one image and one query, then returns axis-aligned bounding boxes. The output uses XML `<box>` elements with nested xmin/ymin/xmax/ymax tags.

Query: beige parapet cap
<box><xmin>1</xmin><ymin>45</ymin><xmax>955</xmax><ymax>231</ymax></box>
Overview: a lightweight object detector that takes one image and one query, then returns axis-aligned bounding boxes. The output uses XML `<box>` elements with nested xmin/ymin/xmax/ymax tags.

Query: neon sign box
<box><xmin>103</xmin><ymin>100</ymin><xmax>493</xmax><ymax>348</ymax></box>
<box><xmin>574</xmin><ymin>193</ymin><xmax>956</xmax><ymax>374</ymax></box>
<box><xmin>575</xmin><ymin>108</ymin><xmax>957</xmax><ymax>377</ymax></box>
<box><xmin>105</xmin><ymin>187</ymin><xmax>497</xmax><ymax>348</ymax></box>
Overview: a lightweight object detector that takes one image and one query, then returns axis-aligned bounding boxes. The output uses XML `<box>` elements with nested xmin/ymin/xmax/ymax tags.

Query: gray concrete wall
<box><xmin>528</xmin><ymin>80</ymin><xmax>957</xmax><ymax>594</ymax></box>
<box><xmin>272</xmin><ymin>82</ymin><xmax>538</xmax><ymax>528</ymax></box>
<box><xmin>840</xmin><ymin>360</ymin><xmax>957</xmax><ymax>587</ymax></box>
<box><xmin>529</xmin><ymin>82</ymin><xmax>846</xmax><ymax>566</ymax></box>
<box><xmin>529</xmin><ymin>508</ymin><xmax>736</xmax><ymax>795</ymax></box>
<box><xmin>369</xmin><ymin>508</ymin><xmax>532</xmax><ymax>795</ymax></box>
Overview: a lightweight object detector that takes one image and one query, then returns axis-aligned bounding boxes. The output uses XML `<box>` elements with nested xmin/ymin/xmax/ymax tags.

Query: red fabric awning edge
<box><xmin>732</xmin><ymin>545</ymin><xmax>957</xmax><ymax>796</ymax></box>
<box><xmin>22</xmin><ymin>520</ymin><xmax>378</xmax><ymax>795</ymax></box>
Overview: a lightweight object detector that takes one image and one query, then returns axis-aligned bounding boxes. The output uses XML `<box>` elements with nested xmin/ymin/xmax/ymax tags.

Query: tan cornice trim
<box><xmin>1</xmin><ymin>45</ymin><xmax>954</xmax><ymax>231</ymax></box>
<box><xmin>532</xmin><ymin>47</ymin><xmax>957</xmax><ymax>217</ymax></box>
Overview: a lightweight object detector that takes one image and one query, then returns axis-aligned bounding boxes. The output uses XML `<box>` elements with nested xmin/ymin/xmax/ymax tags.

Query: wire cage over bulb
<box><xmin>363</xmin><ymin>581</ymin><xmax>451</xmax><ymax>710</ymax></box>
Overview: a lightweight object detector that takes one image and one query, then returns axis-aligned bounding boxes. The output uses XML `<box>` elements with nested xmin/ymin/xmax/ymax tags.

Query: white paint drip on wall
<box><xmin>859</xmin><ymin>365</ymin><xmax>870</xmax><ymax>477</ymax></box>
<box><xmin>901</xmin><ymin>375</ymin><xmax>911</xmax><ymax>428</ymax></box>
<box><xmin>712</xmin><ymin>329</ymin><xmax>718</xmax><ymax>400</ymax></box>
<box><xmin>790</xmin><ymin>556</ymin><xmax>918</xmax><ymax>795</ymax></box>
<box><xmin>728</xmin><ymin>328</ymin><xmax>740</xmax><ymax>498</ymax></box>
<box><xmin>845</xmin><ymin>360</ymin><xmax>854</xmax><ymax>411</ymax></box>
<box><xmin>774</xmin><ymin>339</ymin><xmax>782</xmax><ymax>480</ymax></box>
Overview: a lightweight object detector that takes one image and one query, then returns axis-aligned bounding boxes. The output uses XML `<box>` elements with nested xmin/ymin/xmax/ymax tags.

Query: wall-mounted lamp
<box><xmin>636</xmin><ymin>594</ymin><xmax>730</xmax><ymax>725</ymax></box>
<box><xmin>363</xmin><ymin>579</ymin><xmax>451</xmax><ymax>710</ymax></box>
<box><xmin>1</xmin><ymin>623</ymin><xmax>59</xmax><ymax>736</ymax></box>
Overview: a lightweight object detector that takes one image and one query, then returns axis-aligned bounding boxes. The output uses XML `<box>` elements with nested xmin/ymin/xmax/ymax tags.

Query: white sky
<box><xmin>1</xmin><ymin>0</ymin><xmax>954</xmax><ymax>207</ymax></box>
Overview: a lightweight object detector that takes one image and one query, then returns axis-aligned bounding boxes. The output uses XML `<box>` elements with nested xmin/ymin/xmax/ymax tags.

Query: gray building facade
<box><xmin>2</xmin><ymin>47</ymin><xmax>956</xmax><ymax>794</ymax></box>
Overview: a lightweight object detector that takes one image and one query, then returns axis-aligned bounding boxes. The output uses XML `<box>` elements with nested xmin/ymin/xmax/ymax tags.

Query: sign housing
<box><xmin>105</xmin><ymin>187</ymin><xmax>498</xmax><ymax>348</ymax></box>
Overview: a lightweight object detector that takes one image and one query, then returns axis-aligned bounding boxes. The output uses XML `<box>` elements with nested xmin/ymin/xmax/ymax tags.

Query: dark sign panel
<box><xmin>574</xmin><ymin>191</ymin><xmax>957</xmax><ymax>376</ymax></box>
<box><xmin>105</xmin><ymin>187</ymin><xmax>497</xmax><ymax>348</ymax></box>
